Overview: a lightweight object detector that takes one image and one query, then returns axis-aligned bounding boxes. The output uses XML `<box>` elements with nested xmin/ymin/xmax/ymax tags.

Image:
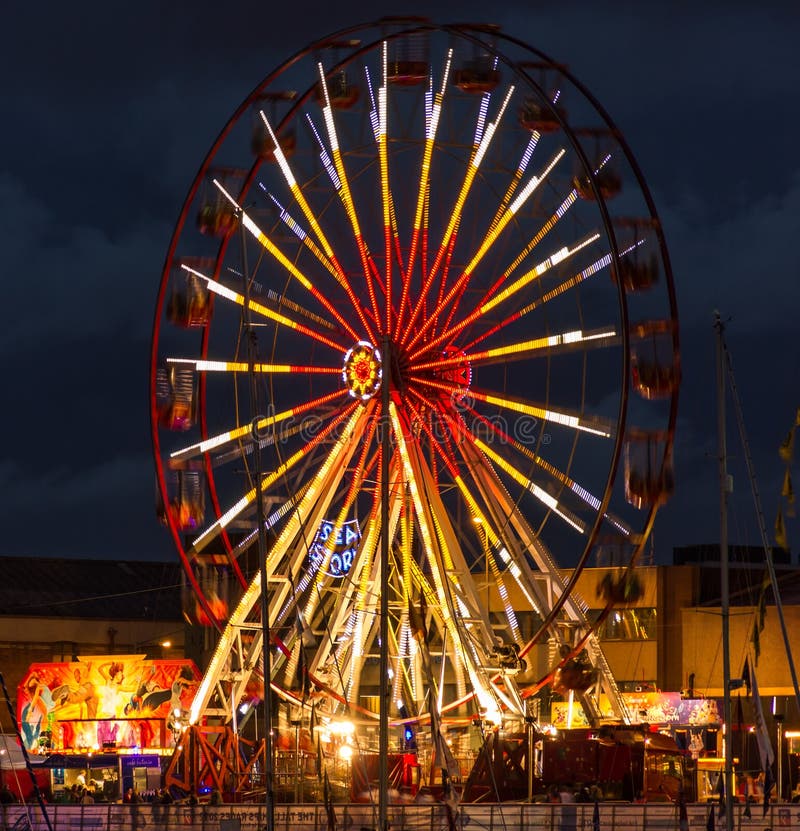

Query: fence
<box><xmin>2</xmin><ymin>801</ymin><xmax>798</xmax><ymax>831</ymax></box>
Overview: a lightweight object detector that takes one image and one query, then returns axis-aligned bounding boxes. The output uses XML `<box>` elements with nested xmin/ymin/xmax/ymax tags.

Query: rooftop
<box><xmin>0</xmin><ymin>555</ymin><xmax>182</xmax><ymax>620</ymax></box>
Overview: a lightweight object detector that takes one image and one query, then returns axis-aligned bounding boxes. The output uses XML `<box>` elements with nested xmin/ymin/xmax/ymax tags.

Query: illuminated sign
<box><xmin>308</xmin><ymin>519</ymin><xmax>361</xmax><ymax>578</ymax></box>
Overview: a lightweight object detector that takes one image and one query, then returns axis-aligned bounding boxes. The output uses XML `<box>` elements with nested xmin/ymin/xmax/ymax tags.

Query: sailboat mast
<box><xmin>378</xmin><ymin>334</ymin><xmax>391</xmax><ymax>831</ymax></box>
<box><xmin>240</xmin><ymin>210</ymin><xmax>274</xmax><ymax>831</ymax></box>
<box><xmin>715</xmin><ymin>311</ymin><xmax>734</xmax><ymax>829</ymax></box>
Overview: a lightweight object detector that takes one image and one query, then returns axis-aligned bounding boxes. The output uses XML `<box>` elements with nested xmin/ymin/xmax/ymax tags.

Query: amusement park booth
<box><xmin>16</xmin><ymin>656</ymin><xmax>201</xmax><ymax>801</ymax></box>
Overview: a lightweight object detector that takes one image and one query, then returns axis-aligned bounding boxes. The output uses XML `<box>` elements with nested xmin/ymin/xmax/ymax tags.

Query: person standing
<box><xmin>0</xmin><ymin>784</ymin><xmax>18</xmax><ymax>804</ymax></box>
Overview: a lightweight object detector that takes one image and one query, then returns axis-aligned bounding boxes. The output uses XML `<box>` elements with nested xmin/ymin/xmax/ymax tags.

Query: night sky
<box><xmin>2</xmin><ymin>1</ymin><xmax>798</xmax><ymax>564</ymax></box>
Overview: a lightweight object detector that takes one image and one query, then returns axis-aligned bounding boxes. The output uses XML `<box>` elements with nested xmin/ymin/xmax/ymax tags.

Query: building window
<box><xmin>588</xmin><ymin>607</ymin><xmax>656</xmax><ymax>640</ymax></box>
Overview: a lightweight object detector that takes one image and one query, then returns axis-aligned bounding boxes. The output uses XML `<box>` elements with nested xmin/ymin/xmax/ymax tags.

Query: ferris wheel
<box><xmin>150</xmin><ymin>20</ymin><xmax>679</xmax><ymax>742</ymax></box>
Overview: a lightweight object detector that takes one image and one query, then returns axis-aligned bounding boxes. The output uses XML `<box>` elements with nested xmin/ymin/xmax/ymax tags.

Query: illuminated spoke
<box><xmin>167</xmin><ymin>358</ymin><xmax>341</xmax><ymax>375</ymax></box>
<box><xmin>317</xmin><ymin>64</ymin><xmax>382</xmax><ymax>329</ymax></box>
<box><xmin>462</xmin><ymin>406</ymin><xmax>633</xmax><ymax>538</ymax></box>
<box><xmin>259</xmin><ymin>112</ymin><xmax>377</xmax><ymax>343</ymax></box>
<box><xmin>400</xmin><ymin>85</ymin><xmax>516</xmax><ymax>346</ymax></box>
<box><xmin>169</xmin><ymin>389</ymin><xmax>347</xmax><ymax>463</ymax></box>
<box><xmin>408</xmin><ymin>230</ymin><xmax>601</xmax><ymax>362</ymax></box>
<box><xmin>213</xmin><ymin>180</ymin><xmax>360</xmax><ymax>341</ymax></box>
<box><xmin>469</xmin><ymin>433</ymin><xmax>586</xmax><ymax>534</ymax></box>
<box><xmin>189</xmin><ymin>403</ymin><xmax>361</xmax><ymax>556</ymax></box>
<box><xmin>184</xmin><ymin>264</ymin><xmax>347</xmax><ymax>353</ymax></box>
<box><xmin>406</xmin><ymin>149</ymin><xmax>565</xmax><ymax>352</ymax></box>
<box><xmin>261</xmin><ymin>189</ymin><xmax>376</xmax><ymax>340</ymax></box>
<box><xmin>395</xmin><ymin>51</ymin><xmax>453</xmax><ymax>338</ymax></box>
<box><xmin>438</xmin><ymin>132</ymin><xmax>539</xmax><ymax>335</ymax></box>
<box><xmin>377</xmin><ymin>44</ymin><xmax>392</xmax><ymax>333</ymax></box>
<box><xmin>409</xmin><ymin>375</ymin><xmax>614</xmax><ymax>437</ymax></box>
<box><xmin>462</xmin><ymin>249</ymin><xmax>615</xmax><ymax>353</ymax></box>
<box><xmin>411</xmin><ymin>326</ymin><xmax>617</xmax><ymax>373</ymax></box>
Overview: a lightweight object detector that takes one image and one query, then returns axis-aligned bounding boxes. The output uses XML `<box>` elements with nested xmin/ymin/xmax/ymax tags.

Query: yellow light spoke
<box><xmin>317</xmin><ymin>63</ymin><xmax>382</xmax><ymax>328</ymax></box>
<box><xmin>400</xmin><ymin>84</ymin><xmax>515</xmax><ymax>346</ymax></box>
<box><xmin>463</xmin><ymin>249</ymin><xmax>617</xmax><ymax>353</ymax></box>
<box><xmin>487</xmin><ymin>132</ymin><xmax>540</xmax><ymax>236</ymax></box>
<box><xmin>411</xmin><ymin>326</ymin><xmax>617</xmax><ymax>372</ymax></box>
<box><xmin>169</xmin><ymin>389</ymin><xmax>346</xmax><ymax>463</ymax></box>
<box><xmin>259</xmin><ymin>112</ymin><xmax>377</xmax><ymax>343</ymax></box>
<box><xmin>184</xmin><ymin>264</ymin><xmax>347</xmax><ymax>353</ymax></box>
<box><xmin>189</xmin><ymin>403</ymin><xmax>359</xmax><ymax>555</ymax></box>
<box><xmin>167</xmin><ymin>358</ymin><xmax>340</xmax><ymax>375</ymax></box>
<box><xmin>396</xmin><ymin>50</ymin><xmax>453</xmax><ymax>336</ymax></box>
<box><xmin>406</xmin><ymin>149</ymin><xmax>565</xmax><ymax>352</ymax></box>
<box><xmin>471</xmin><ymin>438</ymin><xmax>585</xmax><ymax>533</ymax></box>
<box><xmin>408</xmin><ymin>230</ymin><xmax>600</xmax><ymax>361</ymax></box>
<box><xmin>438</xmin><ymin>132</ymin><xmax>542</xmax><ymax>336</ymax></box>
<box><xmin>461</xmin><ymin>405</ymin><xmax>633</xmax><ymax>538</ymax></box>
<box><xmin>480</xmin><ymin>232</ymin><xmax>601</xmax><ymax>317</ymax></box>
<box><xmin>501</xmin><ymin>191</ymin><xmax>578</xmax><ymax>281</ymax></box>
<box><xmin>377</xmin><ymin>43</ymin><xmax>392</xmax><ymax>333</ymax></box>
<box><xmin>213</xmin><ymin>180</ymin><xmax>360</xmax><ymax>342</ymax></box>
<box><xmin>410</xmin><ymin>375</ymin><xmax>613</xmax><ymax>437</ymax></box>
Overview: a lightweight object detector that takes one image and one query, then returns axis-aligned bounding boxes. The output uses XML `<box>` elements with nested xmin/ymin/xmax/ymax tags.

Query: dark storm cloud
<box><xmin>3</xmin><ymin>0</ymin><xmax>799</xmax><ymax>559</ymax></box>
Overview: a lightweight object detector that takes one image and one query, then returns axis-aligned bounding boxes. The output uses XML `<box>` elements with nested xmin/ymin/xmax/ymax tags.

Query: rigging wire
<box><xmin>721</xmin><ymin>326</ymin><xmax>800</xmax><ymax>713</ymax></box>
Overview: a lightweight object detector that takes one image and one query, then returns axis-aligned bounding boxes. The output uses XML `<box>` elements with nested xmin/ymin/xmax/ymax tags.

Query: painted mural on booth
<box><xmin>17</xmin><ymin>656</ymin><xmax>201</xmax><ymax>753</ymax></box>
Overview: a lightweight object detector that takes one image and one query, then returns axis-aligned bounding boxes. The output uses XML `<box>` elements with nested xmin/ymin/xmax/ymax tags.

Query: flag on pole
<box><xmin>775</xmin><ymin>507</ymin><xmax>788</xmax><ymax>550</ymax></box>
<box><xmin>750</xmin><ymin>660</ymin><xmax>775</xmax><ymax>816</ymax></box>
<box><xmin>751</xmin><ymin>575</ymin><xmax>770</xmax><ymax>664</ymax></box>
<box><xmin>706</xmin><ymin>803</ymin><xmax>715</xmax><ymax>831</ymax></box>
<box><xmin>763</xmin><ymin>765</ymin><xmax>775</xmax><ymax>817</ymax></box>
<box><xmin>783</xmin><ymin>468</ymin><xmax>795</xmax><ymax>503</ymax></box>
<box><xmin>751</xmin><ymin>661</ymin><xmax>775</xmax><ymax>769</ymax></box>
<box><xmin>716</xmin><ymin>771</ymin><xmax>726</xmax><ymax>818</ymax></box>
<box><xmin>323</xmin><ymin>771</ymin><xmax>337</xmax><ymax>831</ymax></box>
<box><xmin>779</xmin><ymin>426</ymin><xmax>795</xmax><ymax>462</ymax></box>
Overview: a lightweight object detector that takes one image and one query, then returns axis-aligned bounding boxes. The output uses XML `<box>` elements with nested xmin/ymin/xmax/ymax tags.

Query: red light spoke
<box><xmin>405</xmin><ymin>389</ymin><xmax>461</xmax><ymax>479</ymax></box>
<box><xmin>345</xmin><ymin>437</ymin><xmax>380</xmax><ymax>509</ymax></box>
<box><xmin>409</xmin><ymin>375</ymin><xmax>613</xmax><ymax>438</ymax></box>
<box><xmin>429</xmin><ymin>231</ymin><xmax>460</xmax><ymax>342</ymax></box>
<box><xmin>394</xmin><ymin>224</ymin><xmax>420</xmax><ymax>340</ymax></box>
<box><xmin>399</xmin><ymin>231</ymin><xmax>452</xmax><ymax>348</ymax></box>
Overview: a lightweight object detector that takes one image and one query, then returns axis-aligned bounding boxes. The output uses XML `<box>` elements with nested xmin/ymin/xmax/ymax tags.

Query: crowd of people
<box><xmin>122</xmin><ymin>786</ymin><xmax>175</xmax><ymax>804</ymax></box>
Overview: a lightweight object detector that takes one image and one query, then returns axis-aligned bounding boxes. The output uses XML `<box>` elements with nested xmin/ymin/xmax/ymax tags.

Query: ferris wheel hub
<box><xmin>342</xmin><ymin>340</ymin><xmax>382</xmax><ymax>401</ymax></box>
